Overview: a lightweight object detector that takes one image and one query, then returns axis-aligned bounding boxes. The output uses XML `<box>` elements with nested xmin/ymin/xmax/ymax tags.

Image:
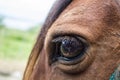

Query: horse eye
<box><xmin>60</xmin><ymin>37</ymin><xmax>84</xmax><ymax>58</ymax></box>
<box><xmin>52</xmin><ymin>36</ymin><xmax>87</xmax><ymax>63</ymax></box>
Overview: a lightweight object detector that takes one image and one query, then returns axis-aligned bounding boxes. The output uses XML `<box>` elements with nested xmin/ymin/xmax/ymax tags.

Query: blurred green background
<box><xmin>0</xmin><ymin>23</ymin><xmax>40</xmax><ymax>80</ymax></box>
<box><xmin>0</xmin><ymin>25</ymin><xmax>39</xmax><ymax>60</ymax></box>
<box><xmin>0</xmin><ymin>0</ymin><xmax>56</xmax><ymax>80</ymax></box>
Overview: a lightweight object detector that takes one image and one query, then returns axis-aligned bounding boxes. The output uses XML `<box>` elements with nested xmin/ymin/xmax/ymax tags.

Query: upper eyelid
<box><xmin>52</xmin><ymin>32</ymin><xmax>89</xmax><ymax>42</ymax></box>
<box><xmin>52</xmin><ymin>36</ymin><xmax>65</xmax><ymax>43</ymax></box>
<box><xmin>51</xmin><ymin>35</ymin><xmax>90</xmax><ymax>49</ymax></box>
<box><xmin>52</xmin><ymin>36</ymin><xmax>75</xmax><ymax>43</ymax></box>
<box><xmin>52</xmin><ymin>35</ymin><xmax>88</xmax><ymax>43</ymax></box>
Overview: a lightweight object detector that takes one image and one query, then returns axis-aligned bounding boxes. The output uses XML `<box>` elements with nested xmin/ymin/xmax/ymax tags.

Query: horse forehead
<box><xmin>53</xmin><ymin>0</ymin><xmax>119</xmax><ymax>27</ymax></box>
<box><xmin>45</xmin><ymin>0</ymin><xmax>120</xmax><ymax>42</ymax></box>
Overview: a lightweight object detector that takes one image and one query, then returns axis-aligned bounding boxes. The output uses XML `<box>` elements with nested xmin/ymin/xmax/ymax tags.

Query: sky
<box><xmin>0</xmin><ymin>0</ymin><xmax>56</xmax><ymax>30</ymax></box>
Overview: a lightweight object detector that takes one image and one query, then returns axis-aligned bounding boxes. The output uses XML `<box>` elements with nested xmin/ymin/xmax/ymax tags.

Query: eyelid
<box><xmin>52</xmin><ymin>36</ymin><xmax>64</xmax><ymax>43</ymax></box>
<box><xmin>52</xmin><ymin>35</ymin><xmax>89</xmax><ymax>45</ymax></box>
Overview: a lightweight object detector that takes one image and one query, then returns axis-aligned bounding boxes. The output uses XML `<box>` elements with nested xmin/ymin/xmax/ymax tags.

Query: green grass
<box><xmin>0</xmin><ymin>26</ymin><xmax>40</xmax><ymax>60</ymax></box>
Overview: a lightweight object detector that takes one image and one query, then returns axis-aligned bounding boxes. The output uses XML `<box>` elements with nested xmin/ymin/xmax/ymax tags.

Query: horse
<box><xmin>23</xmin><ymin>0</ymin><xmax>120</xmax><ymax>80</ymax></box>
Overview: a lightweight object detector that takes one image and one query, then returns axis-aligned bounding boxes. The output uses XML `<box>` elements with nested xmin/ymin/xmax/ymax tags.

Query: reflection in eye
<box><xmin>51</xmin><ymin>36</ymin><xmax>87</xmax><ymax>63</ymax></box>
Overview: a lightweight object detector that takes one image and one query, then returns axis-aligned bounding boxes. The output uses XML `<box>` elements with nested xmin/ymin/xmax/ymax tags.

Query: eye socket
<box><xmin>51</xmin><ymin>36</ymin><xmax>87</xmax><ymax>63</ymax></box>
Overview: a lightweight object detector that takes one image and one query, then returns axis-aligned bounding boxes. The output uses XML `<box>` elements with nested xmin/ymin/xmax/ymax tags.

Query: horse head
<box><xmin>23</xmin><ymin>0</ymin><xmax>120</xmax><ymax>80</ymax></box>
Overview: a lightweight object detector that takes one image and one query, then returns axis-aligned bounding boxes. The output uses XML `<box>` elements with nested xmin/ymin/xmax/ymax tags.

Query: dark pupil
<box><xmin>60</xmin><ymin>37</ymin><xmax>84</xmax><ymax>58</ymax></box>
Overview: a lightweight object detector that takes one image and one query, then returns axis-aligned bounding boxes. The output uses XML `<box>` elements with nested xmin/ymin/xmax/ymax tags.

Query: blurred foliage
<box><xmin>0</xmin><ymin>16</ymin><xmax>4</xmax><ymax>26</ymax></box>
<box><xmin>0</xmin><ymin>26</ymin><xmax>40</xmax><ymax>60</ymax></box>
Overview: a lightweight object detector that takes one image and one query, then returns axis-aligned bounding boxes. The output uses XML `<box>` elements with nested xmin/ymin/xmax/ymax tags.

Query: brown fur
<box><xmin>23</xmin><ymin>0</ymin><xmax>120</xmax><ymax>80</ymax></box>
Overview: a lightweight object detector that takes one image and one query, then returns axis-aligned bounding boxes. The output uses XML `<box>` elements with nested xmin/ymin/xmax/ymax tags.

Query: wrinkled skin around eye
<box><xmin>45</xmin><ymin>35</ymin><xmax>94</xmax><ymax>74</ymax></box>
